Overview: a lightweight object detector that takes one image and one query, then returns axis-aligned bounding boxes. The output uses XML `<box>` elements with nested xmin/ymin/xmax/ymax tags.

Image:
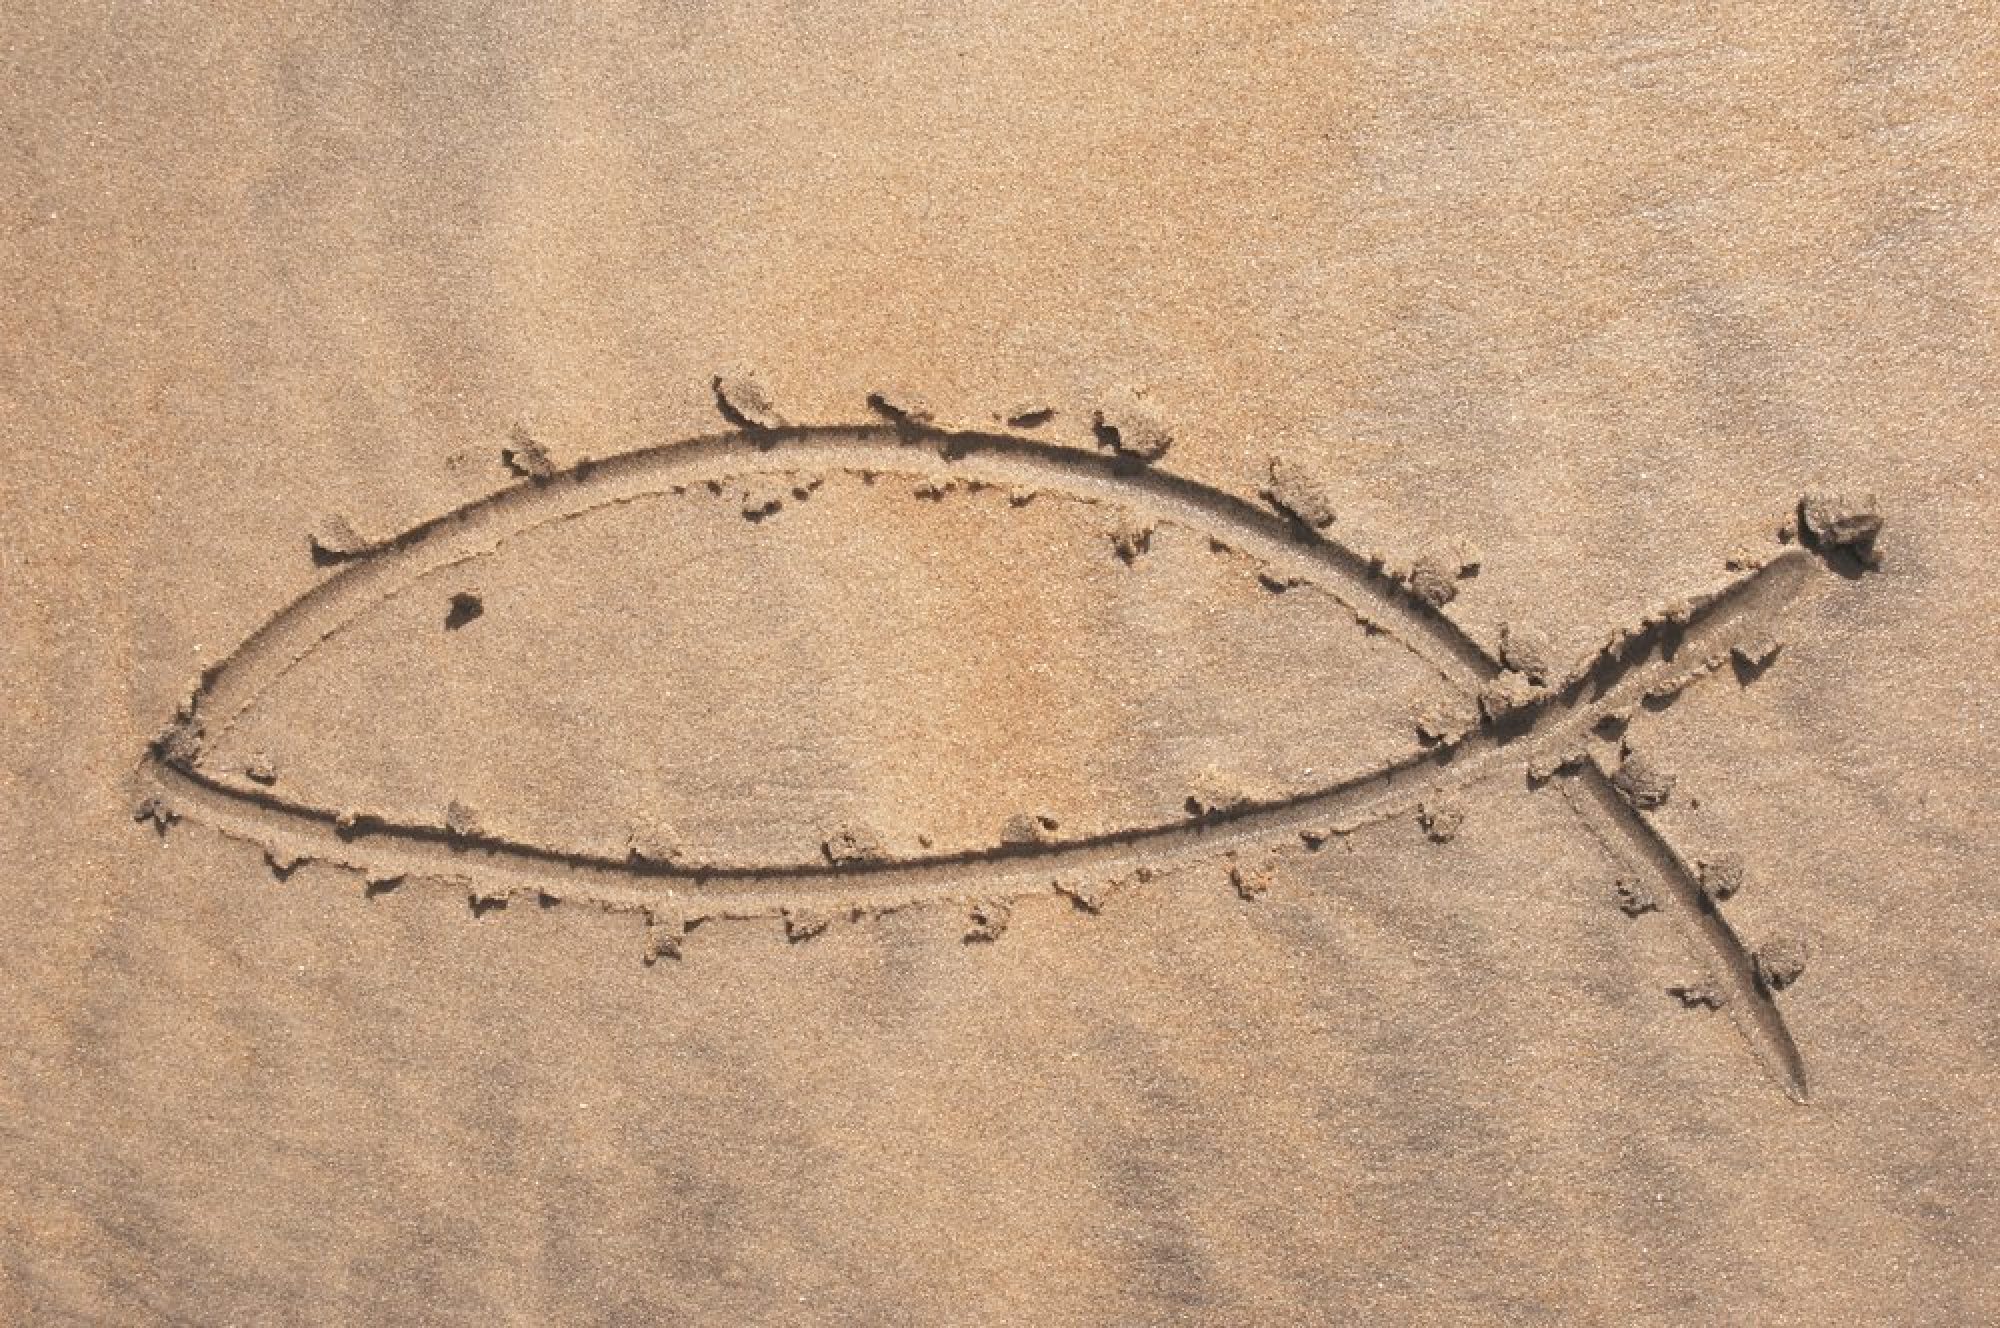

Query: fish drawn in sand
<box><xmin>135</xmin><ymin>386</ymin><xmax>1885</xmax><ymax>1102</ymax></box>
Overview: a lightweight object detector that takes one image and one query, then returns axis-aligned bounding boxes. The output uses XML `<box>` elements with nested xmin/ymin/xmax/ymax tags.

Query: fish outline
<box><xmin>137</xmin><ymin>414</ymin><xmax>1873</xmax><ymax>1102</ymax></box>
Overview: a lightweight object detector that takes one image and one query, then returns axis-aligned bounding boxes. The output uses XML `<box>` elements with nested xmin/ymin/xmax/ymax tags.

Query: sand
<box><xmin>3</xmin><ymin>4</ymin><xmax>1997</xmax><ymax>1324</ymax></box>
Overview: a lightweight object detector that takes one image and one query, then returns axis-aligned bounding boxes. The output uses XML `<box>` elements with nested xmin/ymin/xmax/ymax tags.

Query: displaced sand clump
<box><xmin>626</xmin><ymin>823</ymin><xmax>687</xmax><ymax>869</ymax></box>
<box><xmin>466</xmin><ymin>881</ymin><xmax>513</xmax><ymax>917</ymax></box>
<box><xmin>1732</xmin><ymin>633</ymin><xmax>1785</xmax><ymax>678</ymax></box>
<box><xmin>1668</xmin><ymin>980</ymin><xmax>1728</xmax><ymax>1010</ymax></box>
<box><xmin>308</xmin><ymin>513</ymin><xmax>375</xmax><ymax>565</ymax></box>
<box><xmin>1414</xmin><ymin>701</ymin><xmax>1471</xmax><ymax>746</ymax></box>
<box><xmin>964</xmin><ymin>898</ymin><xmax>1011</xmax><ymax>942</ymax></box>
<box><xmin>1092</xmin><ymin>389</ymin><xmax>1173</xmax><ymax>463</ymax></box>
<box><xmin>1262</xmin><ymin>457</ymin><xmax>1337</xmax><ymax>530</ymax></box>
<box><xmin>1056</xmin><ymin>866</ymin><xmax>1151</xmax><ymax>915</ymax></box>
<box><xmin>1755</xmin><ymin>937</ymin><xmax>1810</xmax><ymax>991</ymax></box>
<box><xmin>1417</xmin><ymin>796</ymin><xmax>1466</xmax><ymax>843</ymax></box>
<box><xmin>865</xmin><ymin>389</ymin><xmax>937</xmax><ymax>430</ymax></box>
<box><xmin>783</xmin><ymin>906</ymin><xmax>831</xmax><ymax>942</ymax></box>
<box><xmin>821</xmin><ymin>822</ymin><xmax>888</xmax><ymax>865</ymax></box>
<box><xmin>1610</xmin><ymin>751</ymin><xmax>1676</xmax><ymax>809</ymax></box>
<box><xmin>712</xmin><ymin>372</ymin><xmax>786</xmax><ymax>432</ymax></box>
<box><xmin>151</xmin><ymin>706</ymin><xmax>204</xmax><ymax>768</ymax></box>
<box><xmin>1055</xmin><ymin>877</ymin><xmax>1109</xmax><ymax>913</ymax></box>
<box><xmin>1797</xmin><ymin>492</ymin><xmax>1884</xmax><ymax>567</ymax></box>
<box><xmin>1396</xmin><ymin>547</ymin><xmax>1481</xmax><ymax>608</ymax></box>
<box><xmin>644</xmin><ymin>910</ymin><xmax>686</xmax><ymax>964</ymax></box>
<box><xmin>1478</xmin><ymin>669</ymin><xmax>1547</xmax><ymax>723</ymax></box>
<box><xmin>1696</xmin><ymin>853</ymin><xmax>1746</xmax><ymax>903</ymax></box>
<box><xmin>444</xmin><ymin>799</ymin><xmax>485</xmax><ymax>842</ymax></box>
<box><xmin>1614</xmin><ymin>876</ymin><xmax>1658</xmax><ymax>917</ymax></box>
<box><xmin>1227</xmin><ymin>853</ymin><xmax>1273</xmax><ymax>900</ymax></box>
<box><xmin>1498</xmin><ymin>622</ymin><xmax>1557</xmax><ymax>686</ymax></box>
<box><xmin>132</xmin><ymin>794</ymin><xmax>179</xmax><ymax>835</ymax></box>
<box><xmin>734</xmin><ymin>473</ymin><xmax>822</xmax><ymax>522</ymax></box>
<box><xmin>1406</xmin><ymin>555</ymin><xmax>1459</xmax><ymax>607</ymax></box>
<box><xmin>1184</xmin><ymin>772</ymin><xmax>1255</xmax><ymax>819</ymax></box>
<box><xmin>502</xmin><ymin>426</ymin><xmax>557</xmax><ymax>481</ymax></box>
<box><xmin>999</xmin><ymin>811</ymin><xmax>1061</xmax><ymax>847</ymax></box>
<box><xmin>1110</xmin><ymin>513</ymin><xmax>1155</xmax><ymax>563</ymax></box>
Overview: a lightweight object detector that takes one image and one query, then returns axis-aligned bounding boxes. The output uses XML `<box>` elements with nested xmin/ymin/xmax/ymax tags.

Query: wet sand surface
<box><xmin>3</xmin><ymin>4</ymin><xmax>1997</xmax><ymax>1323</ymax></box>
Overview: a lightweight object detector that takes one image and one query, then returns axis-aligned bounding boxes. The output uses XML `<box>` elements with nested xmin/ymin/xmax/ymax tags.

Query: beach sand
<box><xmin>3</xmin><ymin>4</ymin><xmax>1995</xmax><ymax>1322</ymax></box>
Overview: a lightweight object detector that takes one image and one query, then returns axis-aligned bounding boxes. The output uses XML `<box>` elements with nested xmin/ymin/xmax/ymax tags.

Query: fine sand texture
<box><xmin>4</xmin><ymin>4</ymin><xmax>1997</xmax><ymax>1324</ymax></box>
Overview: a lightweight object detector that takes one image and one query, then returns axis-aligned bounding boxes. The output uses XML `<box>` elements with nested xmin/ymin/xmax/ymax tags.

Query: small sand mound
<box><xmin>1754</xmin><ymin>937</ymin><xmax>1810</xmax><ymax>990</ymax></box>
<box><xmin>502</xmin><ymin>426</ymin><xmax>557</xmax><ymax>481</ymax></box>
<box><xmin>308</xmin><ymin>514</ymin><xmax>374</xmax><ymax>565</ymax></box>
<box><xmin>712</xmin><ymin>372</ymin><xmax>785</xmax><ymax>432</ymax></box>
<box><xmin>1091</xmin><ymin>389</ymin><xmax>1173</xmax><ymax>463</ymax></box>
<box><xmin>1798</xmin><ymin>492</ymin><xmax>1883</xmax><ymax>566</ymax></box>
<box><xmin>1611</xmin><ymin>752</ymin><xmax>1675</xmax><ymax>809</ymax></box>
<box><xmin>1262</xmin><ymin>457</ymin><xmax>1337</xmax><ymax>530</ymax></box>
